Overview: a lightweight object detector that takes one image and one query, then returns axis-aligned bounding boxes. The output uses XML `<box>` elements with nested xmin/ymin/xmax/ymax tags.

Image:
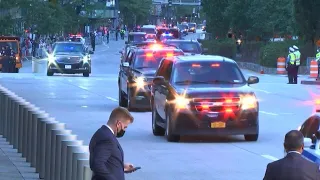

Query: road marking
<box><xmin>253</xmin><ymin>88</ymin><xmax>271</xmax><ymax>94</ymax></box>
<box><xmin>81</xmin><ymin>105</ymin><xmax>88</xmax><ymax>108</ymax></box>
<box><xmin>259</xmin><ymin>111</ymin><xmax>278</xmax><ymax>116</ymax></box>
<box><xmin>281</xmin><ymin>113</ymin><xmax>294</xmax><ymax>115</ymax></box>
<box><xmin>261</xmin><ymin>154</ymin><xmax>279</xmax><ymax>161</ymax></box>
<box><xmin>106</xmin><ymin>97</ymin><xmax>118</xmax><ymax>102</ymax></box>
<box><xmin>78</xmin><ymin>86</ymin><xmax>88</xmax><ymax>90</ymax></box>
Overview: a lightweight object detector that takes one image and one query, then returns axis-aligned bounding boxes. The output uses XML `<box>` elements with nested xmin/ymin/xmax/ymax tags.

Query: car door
<box><xmin>157</xmin><ymin>60</ymin><xmax>173</xmax><ymax>119</ymax></box>
<box><xmin>121</xmin><ymin>51</ymin><xmax>133</xmax><ymax>94</ymax></box>
<box><xmin>154</xmin><ymin>60</ymin><xmax>166</xmax><ymax>120</ymax></box>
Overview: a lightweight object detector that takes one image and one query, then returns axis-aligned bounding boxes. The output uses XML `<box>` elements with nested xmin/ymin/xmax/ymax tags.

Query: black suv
<box><xmin>150</xmin><ymin>55</ymin><xmax>260</xmax><ymax>142</ymax></box>
<box><xmin>164</xmin><ymin>39</ymin><xmax>203</xmax><ymax>55</ymax></box>
<box><xmin>47</xmin><ymin>42</ymin><xmax>93</xmax><ymax>77</ymax></box>
<box><xmin>118</xmin><ymin>44</ymin><xmax>184</xmax><ymax>110</ymax></box>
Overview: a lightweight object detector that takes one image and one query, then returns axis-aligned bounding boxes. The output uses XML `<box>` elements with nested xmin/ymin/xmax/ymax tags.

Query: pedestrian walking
<box><xmin>89</xmin><ymin>107</ymin><xmax>140</xmax><ymax>180</ymax></box>
<box><xmin>90</xmin><ymin>32</ymin><xmax>96</xmax><ymax>52</ymax></box>
<box><xmin>263</xmin><ymin>130</ymin><xmax>320</xmax><ymax>180</ymax></box>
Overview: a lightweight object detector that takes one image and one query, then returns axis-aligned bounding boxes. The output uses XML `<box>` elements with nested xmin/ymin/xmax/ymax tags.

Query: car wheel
<box><xmin>83</xmin><ymin>72</ymin><xmax>89</xmax><ymax>77</ymax></box>
<box><xmin>244</xmin><ymin>134</ymin><xmax>258</xmax><ymax>141</ymax></box>
<box><xmin>165</xmin><ymin>109</ymin><xmax>180</xmax><ymax>142</ymax></box>
<box><xmin>152</xmin><ymin>101</ymin><xmax>165</xmax><ymax>136</ymax></box>
<box><xmin>118</xmin><ymin>87</ymin><xmax>128</xmax><ymax>107</ymax></box>
<box><xmin>47</xmin><ymin>71</ymin><xmax>54</xmax><ymax>76</ymax></box>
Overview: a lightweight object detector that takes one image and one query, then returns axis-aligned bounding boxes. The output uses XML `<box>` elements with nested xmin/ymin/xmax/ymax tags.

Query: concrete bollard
<box><xmin>2</xmin><ymin>93</ymin><xmax>9</xmax><ymax>138</ymax></box>
<box><xmin>32</xmin><ymin>58</ymin><xmax>38</xmax><ymax>73</ymax></box>
<box><xmin>22</xmin><ymin>102</ymin><xmax>31</xmax><ymax>158</ymax></box>
<box><xmin>6</xmin><ymin>94</ymin><xmax>12</xmax><ymax>142</ymax></box>
<box><xmin>17</xmin><ymin>101</ymin><xmax>27</xmax><ymax>154</ymax></box>
<box><xmin>66</xmin><ymin>145</ymin><xmax>88</xmax><ymax>180</ymax></box>
<box><xmin>83</xmin><ymin>165</ymin><xmax>93</xmax><ymax>180</ymax></box>
<box><xmin>25</xmin><ymin>104</ymin><xmax>38</xmax><ymax>163</ymax></box>
<box><xmin>27</xmin><ymin>105</ymin><xmax>39</xmax><ymax>164</ymax></box>
<box><xmin>12</xmin><ymin>97</ymin><xmax>22</xmax><ymax>149</ymax></box>
<box><xmin>49</xmin><ymin>129</ymin><xmax>72</xmax><ymax>180</ymax></box>
<box><xmin>71</xmin><ymin>146</ymin><xmax>89</xmax><ymax>180</ymax></box>
<box><xmin>37</xmin><ymin>115</ymin><xmax>52</xmax><ymax>178</ymax></box>
<box><xmin>55</xmin><ymin>134</ymin><xmax>77</xmax><ymax>180</ymax></box>
<box><xmin>44</xmin><ymin>122</ymin><xmax>65</xmax><ymax>180</ymax></box>
<box><xmin>76</xmin><ymin>159</ymin><xmax>89</xmax><ymax>180</ymax></box>
<box><xmin>0</xmin><ymin>91</ymin><xmax>4</xmax><ymax>135</ymax></box>
<box><xmin>60</xmin><ymin>140</ymin><xmax>82</xmax><ymax>180</ymax></box>
<box><xmin>8</xmin><ymin>95</ymin><xmax>14</xmax><ymax>144</ymax></box>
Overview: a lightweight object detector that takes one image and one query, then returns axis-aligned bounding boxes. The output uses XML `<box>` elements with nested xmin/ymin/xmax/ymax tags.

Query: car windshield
<box><xmin>141</xmin><ymin>28</ymin><xmax>155</xmax><ymax>34</ymax></box>
<box><xmin>128</xmin><ymin>34</ymin><xmax>146</xmax><ymax>43</ymax></box>
<box><xmin>173</xmin><ymin>62</ymin><xmax>245</xmax><ymax>84</ymax></box>
<box><xmin>165</xmin><ymin>42</ymin><xmax>201</xmax><ymax>54</ymax></box>
<box><xmin>54</xmin><ymin>43</ymin><xmax>84</xmax><ymax>54</ymax></box>
<box><xmin>0</xmin><ymin>41</ymin><xmax>18</xmax><ymax>54</ymax></box>
<box><xmin>134</xmin><ymin>51</ymin><xmax>183</xmax><ymax>69</ymax></box>
<box><xmin>188</xmin><ymin>23</ymin><xmax>196</xmax><ymax>28</ymax></box>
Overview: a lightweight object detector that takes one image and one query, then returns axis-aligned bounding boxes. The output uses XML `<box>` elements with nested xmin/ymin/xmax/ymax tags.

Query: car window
<box><xmin>300</xmin><ymin>116</ymin><xmax>320</xmax><ymax>139</ymax></box>
<box><xmin>0</xmin><ymin>41</ymin><xmax>18</xmax><ymax>54</ymax></box>
<box><xmin>133</xmin><ymin>53</ymin><xmax>165</xmax><ymax>69</ymax></box>
<box><xmin>172</xmin><ymin>61</ymin><xmax>245</xmax><ymax>84</ymax></box>
<box><xmin>54</xmin><ymin>43</ymin><xmax>84</xmax><ymax>54</ymax></box>
<box><xmin>128</xmin><ymin>35</ymin><xmax>146</xmax><ymax>42</ymax></box>
<box><xmin>166</xmin><ymin>42</ymin><xmax>201</xmax><ymax>53</ymax></box>
<box><xmin>141</xmin><ymin>28</ymin><xmax>156</xmax><ymax>34</ymax></box>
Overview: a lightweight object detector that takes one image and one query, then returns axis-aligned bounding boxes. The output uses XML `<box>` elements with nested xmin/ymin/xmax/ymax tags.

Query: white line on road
<box><xmin>261</xmin><ymin>154</ymin><xmax>279</xmax><ymax>161</ymax></box>
<box><xmin>106</xmin><ymin>97</ymin><xmax>118</xmax><ymax>102</ymax></box>
<box><xmin>79</xmin><ymin>86</ymin><xmax>88</xmax><ymax>90</ymax></box>
<box><xmin>259</xmin><ymin>111</ymin><xmax>278</xmax><ymax>116</ymax></box>
<box><xmin>253</xmin><ymin>88</ymin><xmax>271</xmax><ymax>94</ymax></box>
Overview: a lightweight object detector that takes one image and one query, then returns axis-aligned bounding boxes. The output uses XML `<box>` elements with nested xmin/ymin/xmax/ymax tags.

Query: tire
<box><xmin>165</xmin><ymin>109</ymin><xmax>180</xmax><ymax>142</ymax></box>
<box><xmin>118</xmin><ymin>88</ymin><xmax>128</xmax><ymax>107</ymax></box>
<box><xmin>152</xmin><ymin>101</ymin><xmax>165</xmax><ymax>136</ymax></box>
<box><xmin>47</xmin><ymin>71</ymin><xmax>53</xmax><ymax>76</ymax></box>
<box><xmin>244</xmin><ymin>134</ymin><xmax>258</xmax><ymax>141</ymax></box>
<box><xmin>83</xmin><ymin>72</ymin><xmax>89</xmax><ymax>77</ymax></box>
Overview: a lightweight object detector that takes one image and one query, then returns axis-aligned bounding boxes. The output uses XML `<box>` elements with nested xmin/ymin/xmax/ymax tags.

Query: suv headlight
<box><xmin>241</xmin><ymin>95</ymin><xmax>257</xmax><ymax>110</ymax></box>
<box><xmin>134</xmin><ymin>76</ymin><xmax>147</xmax><ymax>89</ymax></box>
<box><xmin>82</xmin><ymin>56</ymin><xmax>89</xmax><ymax>63</ymax></box>
<box><xmin>48</xmin><ymin>55</ymin><xmax>55</xmax><ymax>63</ymax></box>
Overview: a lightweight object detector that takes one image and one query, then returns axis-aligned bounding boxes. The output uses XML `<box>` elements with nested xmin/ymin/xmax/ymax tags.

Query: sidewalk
<box><xmin>0</xmin><ymin>135</ymin><xmax>39</xmax><ymax>180</ymax></box>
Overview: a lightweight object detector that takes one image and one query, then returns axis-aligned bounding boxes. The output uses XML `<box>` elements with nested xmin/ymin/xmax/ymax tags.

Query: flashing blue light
<box><xmin>162</xmin><ymin>33</ymin><xmax>172</xmax><ymax>36</ymax></box>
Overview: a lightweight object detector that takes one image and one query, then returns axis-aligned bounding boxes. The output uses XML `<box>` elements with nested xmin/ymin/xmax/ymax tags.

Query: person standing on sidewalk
<box><xmin>89</xmin><ymin>107</ymin><xmax>139</xmax><ymax>180</ymax></box>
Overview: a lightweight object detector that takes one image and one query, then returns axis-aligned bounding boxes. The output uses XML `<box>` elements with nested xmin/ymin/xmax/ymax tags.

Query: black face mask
<box><xmin>116</xmin><ymin>123</ymin><xmax>126</xmax><ymax>138</ymax></box>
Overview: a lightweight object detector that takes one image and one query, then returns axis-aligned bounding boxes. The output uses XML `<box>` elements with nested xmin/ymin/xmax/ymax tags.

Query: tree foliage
<box><xmin>119</xmin><ymin>0</ymin><xmax>152</xmax><ymax>26</ymax></box>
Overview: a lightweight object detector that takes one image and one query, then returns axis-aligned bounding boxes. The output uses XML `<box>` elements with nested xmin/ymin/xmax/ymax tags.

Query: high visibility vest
<box><xmin>294</xmin><ymin>51</ymin><xmax>301</xmax><ymax>65</ymax></box>
<box><xmin>316</xmin><ymin>52</ymin><xmax>320</xmax><ymax>61</ymax></box>
<box><xmin>289</xmin><ymin>53</ymin><xmax>295</xmax><ymax>64</ymax></box>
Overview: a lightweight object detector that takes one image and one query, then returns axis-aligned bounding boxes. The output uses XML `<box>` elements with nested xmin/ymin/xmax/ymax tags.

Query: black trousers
<box><xmin>287</xmin><ymin>65</ymin><xmax>298</xmax><ymax>84</ymax></box>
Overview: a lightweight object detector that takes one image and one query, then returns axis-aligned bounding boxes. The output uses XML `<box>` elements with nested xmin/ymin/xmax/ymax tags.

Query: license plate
<box><xmin>65</xmin><ymin>65</ymin><xmax>72</xmax><ymax>69</ymax></box>
<box><xmin>211</xmin><ymin>122</ymin><xmax>226</xmax><ymax>128</ymax></box>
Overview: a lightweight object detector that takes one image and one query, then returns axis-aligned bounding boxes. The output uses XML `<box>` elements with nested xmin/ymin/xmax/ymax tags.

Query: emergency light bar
<box><xmin>0</xmin><ymin>36</ymin><xmax>20</xmax><ymax>41</ymax></box>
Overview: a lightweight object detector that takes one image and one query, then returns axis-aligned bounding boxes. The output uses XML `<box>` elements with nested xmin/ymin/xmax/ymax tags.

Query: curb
<box><xmin>301</xmin><ymin>80</ymin><xmax>320</xmax><ymax>85</ymax></box>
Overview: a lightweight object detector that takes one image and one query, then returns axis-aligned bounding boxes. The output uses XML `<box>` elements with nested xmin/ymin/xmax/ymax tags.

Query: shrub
<box><xmin>201</xmin><ymin>38</ymin><xmax>236</xmax><ymax>58</ymax></box>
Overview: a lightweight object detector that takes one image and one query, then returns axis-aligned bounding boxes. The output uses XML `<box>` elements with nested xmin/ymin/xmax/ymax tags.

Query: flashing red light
<box><xmin>225</xmin><ymin>99</ymin><xmax>232</xmax><ymax>103</ymax></box>
<box><xmin>167</xmin><ymin>53</ymin><xmax>173</xmax><ymax>57</ymax></box>
<box><xmin>211</xmin><ymin>64</ymin><xmax>220</xmax><ymax>67</ymax></box>
<box><xmin>146</xmin><ymin>53</ymin><xmax>153</xmax><ymax>57</ymax></box>
<box><xmin>192</xmin><ymin>64</ymin><xmax>201</xmax><ymax>67</ymax></box>
<box><xmin>225</xmin><ymin>108</ymin><xmax>233</xmax><ymax>113</ymax></box>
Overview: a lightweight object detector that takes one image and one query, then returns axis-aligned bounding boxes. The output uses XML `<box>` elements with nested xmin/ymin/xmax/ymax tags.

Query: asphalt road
<box><xmin>0</xmin><ymin>33</ymin><xmax>318</xmax><ymax>180</ymax></box>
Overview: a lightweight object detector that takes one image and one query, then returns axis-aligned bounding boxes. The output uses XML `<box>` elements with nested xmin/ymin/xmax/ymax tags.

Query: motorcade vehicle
<box><xmin>141</xmin><ymin>25</ymin><xmax>157</xmax><ymax>34</ymax></box>
<box><xmin>120</xmin><ymin>41</ymin><xmax>157</xmax><ymax>62</ymax></box>
<box><xmin>118</xmin><ymin>43</ymin><xmax>184</xmax><ymax>110</ymax></box>
<box><xmin>125</xmin><ymin>32</ymin><xmax>147</xmax><ymax>45</ymax></box>
<box><xmin>160</xmin><ymin>32</ymin><xmax>176</xmax><ymax>41</ymax></box>
<box><xmin>164</xmin><ymin>39</ymin><xmax>205</xmax><ymax>55</ymax></box>
<box><xmin>0</xmin><ymin>36</ymin><xmax>22</xmax><ymax>73</ymax></box>
<box><xmin>68</xmin><ymin>34</ymin><xmax>85</xmax><ymax>44</ymax></box>
<box><xmin>177</xmin><ymin>24</ymin><xmax>188</xmax><ymax>36</ymax></box>
<box><xmin>150</xmin><ymin>55</ymin><xmax>260</xmax><ymax>142</ymax></box>
<box><xmin>298</xmin><ymin>102</ymin><xmax>320</xmax><ymax>165</ymax></box>
<box><xmin>145</xmin><ymin>34</ymin><xmax>156</xmax><ymax>40</ymax></box>
<box><xmin>188</xmin><ymin>23</ymin><xmax>196</xmax><ymax>33</ymax></box>
<box><xmin>47</xmin><ymin>41</ymin><xmax>93</xmax><ymax>77</ymax></box>
<box><xmin>168</xmin><ymin>28</ymin><xmax>180</xmax><ymax>39</ymax></box>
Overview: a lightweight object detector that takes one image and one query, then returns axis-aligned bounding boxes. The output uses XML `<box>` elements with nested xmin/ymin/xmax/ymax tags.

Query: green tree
<box><xmin>293</xmin><ymin>0</ymin><xmax>320</xmax><ymax>43</ymax></box>
<box><xmin>119</xmin><ymin>0</ymin><xmax>152</xmax><ymax>26</ymax></box>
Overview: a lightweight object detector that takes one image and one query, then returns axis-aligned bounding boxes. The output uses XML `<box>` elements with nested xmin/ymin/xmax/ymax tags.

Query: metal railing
<box><xmin>0</xmin><ymin>85</ymin><xmax>93</xmax><ymax>180</ymax></box>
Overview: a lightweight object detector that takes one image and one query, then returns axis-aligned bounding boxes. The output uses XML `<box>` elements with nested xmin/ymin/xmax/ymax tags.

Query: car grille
<box><xmin>191</xmin><ymin>97</ymin><xmax>240</xmax><ymax>112</ymax></box>
<box><xmin>56</xmin><ymin>57</ymin><xmax>81</xmax><ymax>64</ymax></box>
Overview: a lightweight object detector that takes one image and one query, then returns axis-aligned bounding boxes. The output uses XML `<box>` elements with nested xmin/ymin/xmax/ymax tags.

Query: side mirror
<box><xmin>122</xmin><ymin>62</ymin><xmax>129</xmax><ymax>67</ymax></box>
<box><xmin>304</xmin><ymin>138</ymin><xmax>313</xmax><ymax>148</ymax></box>
<box><xmin>153</xmin><ymin>76</ymin><xmax>165</xmax><ymax>84</ymax></box>
<box><xmin>125</xmin><ymin>41</ymin><xmax>128</xmax><ymax>44</ymax></box>
<box><xmin>89</xmin><ymin>50</ymin><xmax>94</xmax><ymax>54</ymax></box>
<box><xmin>247</xmin><ymin>76</ymin><xmax>259</xmax><ymax>85</ymax></box>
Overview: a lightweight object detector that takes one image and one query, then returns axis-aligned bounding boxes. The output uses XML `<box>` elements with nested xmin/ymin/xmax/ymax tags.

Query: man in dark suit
<box><xmin>263</xmin><ymin>130</ymin><xmax>320</xmax><ymax>180</ymax></box>
<box><xmin>89</xmin><ymin>107</ymin><xmax>137</xmax><ymax>180</ymax></box>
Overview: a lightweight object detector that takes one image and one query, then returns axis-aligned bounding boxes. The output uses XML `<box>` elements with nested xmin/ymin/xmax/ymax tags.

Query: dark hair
<box><xmin>284</xmin><ymin>130</ymin><xmax>304</xmax><ymax>151</ymax></box>
<box><xmin>108</xmin><ymin>107</ymin><xmax>134</xmax><ymax>124</ymax></box>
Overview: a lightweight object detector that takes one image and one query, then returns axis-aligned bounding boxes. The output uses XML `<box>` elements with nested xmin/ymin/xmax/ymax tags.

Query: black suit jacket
<box><xmin>89</xmin><ymin>125</ymin><xmax>125</xmax><ymax>180</ymax></box>
<box><xmin>263</xmin><ymin>152</ymin><xmax>320</xmax><ymax>180</ymax></box>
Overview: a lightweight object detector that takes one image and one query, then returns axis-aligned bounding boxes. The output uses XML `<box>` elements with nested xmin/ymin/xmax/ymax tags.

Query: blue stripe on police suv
<box><xmin>302</xmin><ymin>150</ymin><xmax>320</xmax><ymax>165</ymax></box>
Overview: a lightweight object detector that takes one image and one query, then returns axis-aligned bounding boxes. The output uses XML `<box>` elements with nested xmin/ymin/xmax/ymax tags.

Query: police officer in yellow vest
<box><xmin>316</xmin><ymin>48</ymin><xmax>320</xmax><ymax>77</ymax></box>
<box><xmin>293</xmin><ymin>45</ymin><xmax>300</xmax><ymax>70</ymax></box>
<box><xmin>286</xmin><ymin>47</ymin><xmax>297</xmax><ymax>84</ymax></box>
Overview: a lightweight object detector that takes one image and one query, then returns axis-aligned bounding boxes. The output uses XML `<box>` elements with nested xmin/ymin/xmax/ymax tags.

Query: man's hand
<box><xmin>124</xmin><ymin>163</ymin><xmax>135</xmax><ymax>173</ymax></box>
